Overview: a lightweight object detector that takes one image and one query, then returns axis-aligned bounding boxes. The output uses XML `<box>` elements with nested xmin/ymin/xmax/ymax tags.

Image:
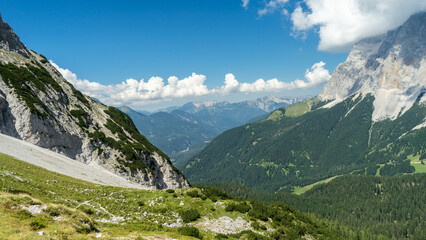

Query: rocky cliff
<box><xmin>320</xmin><ymin>12</ymin><xmax>426</xmax><ymax>122</ymax></box>
<box><xmin>0</xmin><ymin>13</ymin><xmax>189</xmax><ymax>189</ymax></box>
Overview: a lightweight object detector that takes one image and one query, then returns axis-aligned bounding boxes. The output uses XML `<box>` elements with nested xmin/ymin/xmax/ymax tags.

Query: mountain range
<box><xmin>0</xmin><ymin>12</ymin><xmax>348</xmax><ymax>239</ymax></box>
<box><xmin>119</xmin><ymin>96</ymin><xmax>308</xmax><ymax>166</ymax></box>
<box><xmin>183</xmin><ymin>12</ymin><xmax>426</xmax><ymax>193</ymax></box>
<box><xmin>0</xmin><ymin>9</ymin><xmax>425</xmax><ymax>240</ymax></box>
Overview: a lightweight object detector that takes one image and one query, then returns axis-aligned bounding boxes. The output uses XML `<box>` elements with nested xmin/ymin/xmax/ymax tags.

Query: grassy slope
<box><xmin>0</xmin><ymin>153</ymin><xmax>338</xmax><ymax>240</ymax></box>
<box><xmin>407</xmin><ymin>154</ymin><xmax>426</xmax><ymax>173</ymax></box>
<box><xmin>0</xmin><ymin>192</ymin><xmax>101</xmax><ymax>239</ymax></box>
<box><xmin>291</xmin><ymin>175</ymin><xmax>341</xmax><ymax>195</ymax></box>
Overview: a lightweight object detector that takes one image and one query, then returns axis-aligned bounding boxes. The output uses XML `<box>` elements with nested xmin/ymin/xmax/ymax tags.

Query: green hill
<box><xmin>0</xmin><ymin>153</ymin><xmax>340</xmax><ymax>239</ymax></box>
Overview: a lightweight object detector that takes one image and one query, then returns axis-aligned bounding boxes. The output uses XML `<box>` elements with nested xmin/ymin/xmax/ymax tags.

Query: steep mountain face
<box><xmin>0</xmin><ymin>13</ymin><xmax>30</xmax><ymax>58</ymax></box>
<box><xmin>120</xmin><ymin>96</ymin><xmax>307</xmax><ymax>166</ymax></box>
<box><xmin>320</xmin><ymin>12</ymin><xmax>426</xmax><ymax>121</ymax></box>
<box><xmin>0</xmin><ymin>15</ymin><xmax>188</xmax><ymax>189</ymax></box>
<box><xmin>183</xmin><ymin>12</ymin><xmax>426</xmax><ymax>193</ymax></box>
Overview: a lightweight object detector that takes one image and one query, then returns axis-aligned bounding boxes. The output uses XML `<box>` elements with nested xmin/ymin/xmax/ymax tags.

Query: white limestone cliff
<box><xmin>319</xmin><ymin>12</ymin><xmax>426</xmax><ymax>122</ymax></box>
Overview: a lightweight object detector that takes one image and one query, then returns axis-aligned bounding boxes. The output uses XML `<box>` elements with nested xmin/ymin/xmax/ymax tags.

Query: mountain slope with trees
<box><xmin>0</xmin><ymin>13</ymin><xmax>188</xmax><ymax>189</ymax></box>
<box><xmin>204</xmin><ymin>173</ymin><xmax>426</xmax><ymax>240</ymax></box>
<box><xmin>183</xmin><ymin>12</ymin><xmax>426</xmax><ymax>193</ymax></box>
<box><xmin>120</xmin><ymin>96</ymin><xmax>307</xmax><ymax>166</ymax></box>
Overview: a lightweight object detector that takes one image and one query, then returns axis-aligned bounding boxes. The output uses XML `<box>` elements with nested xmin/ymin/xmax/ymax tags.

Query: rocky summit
<box><xmin>0</xmin><ymin>14</ymin><xmax>189</xmax><ymax>189</ymax></box>
<box><xmin>0</xmin><ymin>12</ymin><xmax>30</xmax><ymax>58</ymax></box>
<box><xmin>320</xmin><ymin>11</ymin><xmax>426</xmax><ymax>122</ymax></box>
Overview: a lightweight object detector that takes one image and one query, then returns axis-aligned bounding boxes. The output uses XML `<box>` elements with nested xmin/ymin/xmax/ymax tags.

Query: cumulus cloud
<box><xmin>290</xmin><ymin>0</ymin><xmax>426</xmax><ymax>51</ymax></box>
<box><xmin>242</xmin><ymin>0</ymin><xmax>250</xmax><ymax>9</ymax></box>
<box><xmin>50</xmin><ymin>61</ymin><xmax>110</xmax><ymax>95</ymax></box>
<box><xmin>258</xmin><ymin>0</ymin><xmax>289</xmax><ymax>17</ymax></box>
<box><xmin>50</xmin><ymin>61</ymin><xmax>209</xmax><ymax>106</ymax></box>
<box><xmin>51</xmin><ymin>60</ymin><xmax>330</xmax><ymax>106</ymax></box>
<box><xmin>231</xmin><ymin>61</ymin><xmax>330</xmax><ymax>92</ymax></box>
<box><xmin>220</xmin><ymin>73</ymin><xmax>240</xmax><ymax>94</ymax></box>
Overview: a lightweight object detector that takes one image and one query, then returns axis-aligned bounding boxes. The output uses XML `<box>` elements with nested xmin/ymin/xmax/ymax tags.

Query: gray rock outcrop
<box><xmin>0</xmin><ymin>12</ymin><xmax>30</xmax><ymax>58</ymax></box>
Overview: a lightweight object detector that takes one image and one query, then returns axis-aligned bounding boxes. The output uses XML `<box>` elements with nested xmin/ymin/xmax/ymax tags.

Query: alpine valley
<box><xmin>0</xmin><ymin>12</ymin><xmax>343</xmax><ymax>240</ymax></box>
<box><xmin>119</xmin><ymin>96</ymin><xmax>308</xmax><ymax>167</ymax></box>
<box><xmin>0</xmin><ymin>6</ymin><xmax>425</xmax><ymax>240</ymax></box>
<box><xmin>184</xmin><ymin>12</ymin><xmax>426</xmax><ymax>192</ymax></box>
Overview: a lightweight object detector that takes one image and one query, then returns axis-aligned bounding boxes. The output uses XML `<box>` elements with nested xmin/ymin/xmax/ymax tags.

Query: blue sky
<box><xmin>1</xmin><ymin>0</ymin><xmax>422</xmax><ymax>111</ymax></box>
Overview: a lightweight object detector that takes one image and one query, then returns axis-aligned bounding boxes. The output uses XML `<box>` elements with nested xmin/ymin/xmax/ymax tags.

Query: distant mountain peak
<box><xmin>119</xmin><ymin>105</ymin><xmax>131</xmax><ymax>111</ymax></box>
<box><xmin>320</xmin><ymin>11</ymin><xmax>426</xmax><ymax>122</ymax></box>
<box><xmin>118</xmin><ymin>105</ymin><xmax>146</xmax><ymax>117</ymax></box>
<box><xmin>0</xmin><ymin>13</ymin><xmax>30</xmax><ymax>58</ymax></box>
<box><xmin>192</xmin><ymin>100</ymin><xmax>218</xmax><ymax>108</ymax></box>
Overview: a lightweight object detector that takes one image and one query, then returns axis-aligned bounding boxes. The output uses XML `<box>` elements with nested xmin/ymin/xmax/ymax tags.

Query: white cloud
<box><xmin>50</xmin><ymin>61</ymin><xmax>209</xmax><ymax>105</ymax></box>
<box><xmin>258</xmin><ymin>0</ymin><xmax>289</xmax><ymax>17</ymax></box>
<box><xmin>302</xmin><ymin>61</ymin><xmax>331</xmax><ymax>86</ymax></box>
<box><xmin>50</xmin><ymin>60</ymin><xmax>330</xmax><ymax>106</ymax></box>
<box><xmin>234</xmin><ymin>61</ymin><xmax>330</xmax><ymax>92</ymax></box>
<box><xmin>290</xmin><ymin>0</ymin><xmax>426</xmax><ymax>52</ymax></box>
<box><xmin>242</xmin><ymin>0</ymin><xmax>250</xmax><ymax>9</ymax></box>
<box><xmin>220</xmin><ymin>73</ymin><xmax>240</xmax><ymax>94</ymax></box>
<box><xmin>281</xmin><ymin>8</ymin><xmax>289</xmax><ymax>16</ymax></box>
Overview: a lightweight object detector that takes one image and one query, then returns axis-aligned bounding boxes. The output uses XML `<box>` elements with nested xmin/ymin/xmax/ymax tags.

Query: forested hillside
<box><xmin>184</xmin><ymin>95</ymin><xmax>426</xmax><ymax>192</ymax></box>
<box><xmin>204</xmin><ymin>174</ymin><xmax>426</xmax><ymax>240</ymax></box>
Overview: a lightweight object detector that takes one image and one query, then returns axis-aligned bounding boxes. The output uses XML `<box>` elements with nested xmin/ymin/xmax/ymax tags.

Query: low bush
<box><xmin>17</xmin><ymin>209</ymin><xmax>33</xmax><ymax>220</ymax></box>
<box><xmin>247</xmin><ymin>201</ymin><xmax>271</xmax><ymax>221</ymax></box>
<box><xmin>180</xmin><ymin>209</ymin><xmax>200</xmax><ymax>223</ymax></box>
<box><xmin>251</xmin><ymin>221</ymin><xmax>260</xmax><ymax>230</ymax></box>
<box><xmin>196</xmin><ymin>186</ymin><xmax>232</xmax><ymax>200</ymax></box>
<box><xmin>215</xmin><ymin>233</ymin><xmax>229</xmax><ymax>239</ymax></box>
<box><xmin>44</xmin><ymin>207</ymin><xmax>60</xmax><ymax>217</ymax></box>
<box><xmin>73</xmin><ymin>216</ymin><xmax>97</xmax><ymax>234</ymax></box>
<box><xmin>259</xmin><ymin>224</ymin><xmax>267</xmax><ymax>230</ymax></box>
<box><xmin>30</xmin><ymin>216</ymin><xmax>49</xmax><ymax>230</ymax></box>
<box><xmin>225</xmin><ymin>202</ymin><xmax>251</xmax><ymax>213</ymax></box>
<box><xmin>78</xmin><ymin>205</ymin><xmax>95</xmax><ymax>215</ymax></box>
<box><xmin>186</xmin><ymin>190</ymin><xmax>200</xmax><ymax>198</ymax></box>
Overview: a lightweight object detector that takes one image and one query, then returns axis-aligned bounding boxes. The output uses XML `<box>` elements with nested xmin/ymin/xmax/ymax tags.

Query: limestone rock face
<box><xmin>0</xmin><ymin>13</ymin><xmax>30</xmax><ymax>58</ymax></box>
<box><xmin>0</xmin><ymin>14</ymin><xmax>189</xmax><ymax>189</ymax></box>
<box><xmin>320</xmin><ymin>12</ymin><xmax>426</xmax><ymax>122</ymax></box>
